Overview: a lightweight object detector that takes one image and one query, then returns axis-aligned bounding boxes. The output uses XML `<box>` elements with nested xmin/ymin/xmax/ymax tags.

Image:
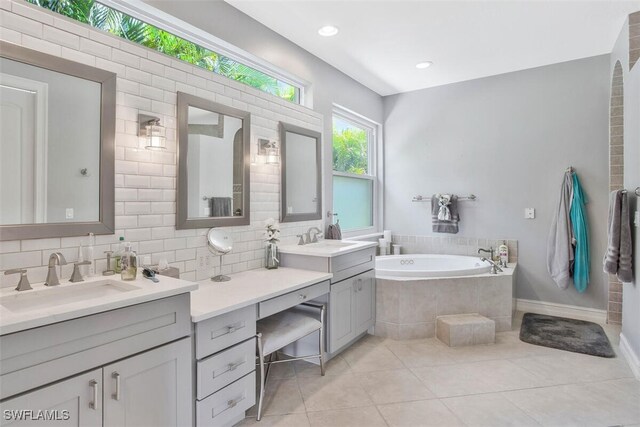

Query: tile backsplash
<box><xmin>0</xmin><ymin>0</ymin><xmax>323</xmax><ymax>287</ymax></box>
<box><xmin>390</xmin><ymin>234</ymin><xmax>518</xmax><ymax>263</ymax></box>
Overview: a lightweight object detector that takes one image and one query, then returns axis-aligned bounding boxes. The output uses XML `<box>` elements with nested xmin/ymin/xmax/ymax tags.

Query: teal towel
<box><xmin>570</xmin><ymin>173</ymin><xmax>590</xmax><ymax>292</ymax></box>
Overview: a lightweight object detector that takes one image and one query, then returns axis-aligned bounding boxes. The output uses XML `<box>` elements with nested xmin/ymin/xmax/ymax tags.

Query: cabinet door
<box><xmin>354</xmin><ymin>270</ymin><xmax>376</xmax><ymax>334</ymax></box>
<box><xmin>103</xmin><ymin>338</ymin><xmax>192</xmax><ymax>427</ymax></box>
<box><xmin>329</xmin><ymin>278</ymin><xmax>356</xmax><ymax>353</ymax></box>
<box><xmin>0</xmin><ymin>370</ymin><xmax>102</xmax><ymax>427</ymax></box>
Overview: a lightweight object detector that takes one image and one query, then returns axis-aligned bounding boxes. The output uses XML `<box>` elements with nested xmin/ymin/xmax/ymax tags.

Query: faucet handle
<box><xmin>70</xmin><ymin>260</ymin><xmax>91</xmax><ymax>283</ymax></box>
<box><xmin>296</xmin><ymin>234</ymin><xmax>305</xmax><ymax>245</ymax></box>
<box><xmin>4</xmin><ymin>269</ymin><xmax>32</xmax><ymax>291</ymax></box>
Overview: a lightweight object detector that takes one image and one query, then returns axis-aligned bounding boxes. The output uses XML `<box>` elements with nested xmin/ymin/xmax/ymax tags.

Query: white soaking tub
<box><xmin>375</xmin><ymin>254</ymin><xmax>492</xmax><ymax>279</ymax></box>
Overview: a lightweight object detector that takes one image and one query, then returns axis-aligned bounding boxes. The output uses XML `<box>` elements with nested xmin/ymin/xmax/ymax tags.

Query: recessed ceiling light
<box><xmin>318</xmin><ymin>25</ymin><xmax>339</xmax><ymax>37</ymax></box>
<box><xmin>416</xmin><ymin>61</ymin><xmax>433</xmax><ymax>69</ymax></box>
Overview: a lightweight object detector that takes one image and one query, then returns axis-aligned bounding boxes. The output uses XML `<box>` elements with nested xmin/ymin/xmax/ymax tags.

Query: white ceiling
<box><xmin>226</xmin><ymin>0</ymin><xmax>640</xmax><ymax>96</ymax></box>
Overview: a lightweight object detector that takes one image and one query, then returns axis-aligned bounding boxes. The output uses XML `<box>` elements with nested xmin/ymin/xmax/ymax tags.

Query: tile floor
<box><xmin>239</xmin><ymin>313</ymin><xmax>640</xmax><ymax>427</ymax></box>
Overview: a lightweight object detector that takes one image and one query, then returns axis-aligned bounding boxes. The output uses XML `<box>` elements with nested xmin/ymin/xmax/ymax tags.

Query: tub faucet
<box><xmin>480</xmin><ymin>257</ymin><xmax>503</xmax><ymax>274</ymax></box>
<box><xmin>478</xmin><ymin>247</ymin><xmax>494</xmax><ymax>260</ymax></box>
<box><xmin>45</xmin><ymin>252</ymin><xmax>67</xmax><ymax>286</ymax></box>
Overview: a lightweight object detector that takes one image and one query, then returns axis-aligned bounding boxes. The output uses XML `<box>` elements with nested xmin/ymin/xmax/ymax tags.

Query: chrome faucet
<box><xmin>480</xmin><ymin>257</ymin><xmax>503</xmax><ymax>274</ymax></box>
<box><xmin>478</xmin><ymin>247</ymin><xmax>495</xmax><ymax>260</ymax></box>
<box><xmin>306</xmin><ymin>227</ymin><xmax>323</xmax><ymax>244</ymax></box>
<box><xmin>44</xmin><ymin>252</ymin><xmax>67</xmax><ymax>286</ymax></box>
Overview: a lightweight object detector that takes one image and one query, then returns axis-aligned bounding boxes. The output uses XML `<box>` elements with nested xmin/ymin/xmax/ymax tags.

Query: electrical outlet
<box><xmin>65</xmin><ymin>208</ymin><xmax>74</xmax><ymax>219</ymax></box>
<box><xmin>524</xmin><ymin>208</ymin><xmax>535</xmax><ymax>219</ymax></box>
<box><xmin>635</xmin><ymin>210</ymin><xmax>639</xmax><ymax>227</ymax></box>
<box><xmin>198</xmin><ymin>255</ymin><xmax>205</xmax><ymax>268</ymax></box>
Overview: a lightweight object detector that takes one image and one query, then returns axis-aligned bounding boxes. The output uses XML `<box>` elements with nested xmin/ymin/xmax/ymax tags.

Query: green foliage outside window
<box><xmin>27</xmin><ymin>0</ymin><xmax>298</xmax><ymax>102</ymax></box>
<box><xmin>332</xmin><ymin>121</ymin><xmax>368</xmax><ymax>175</ymax></box>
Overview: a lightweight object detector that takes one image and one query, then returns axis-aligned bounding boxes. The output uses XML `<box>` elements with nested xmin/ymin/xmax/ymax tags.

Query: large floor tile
<box><xmin>411</xmin><ymin>359</ymin><xmax>547</xmax><ymax>397</ymax></box>
<box><xmin>441</xmin><ymin>393</ymin><xmax>540</xmax><ymax>426</ymax></box>
<box><xmin>307</xmin><ymin>406</ymin><xmax>388</xmax><ymax>427</ymax></box>
<box><xmin>298</xmin><ymin>373</ymin><xmax>373</xmax><ymax>412</ymax></box>
<box><xmin>385</xmin><ymin>339</ymin><xmax>463</xmax><ymax>368</ymax></box>
<box><xmin>236</xmin><ymin>413</ymin><xmax>310</xmax><ymax>427</ymax></box>
<box><xmin>355</xmin><ymin>369</ymin><xmax>436</xmax><ymax>404</ymax></box>
<box><xmin>377</xmin><ymin>399</ymin><xmax>464</xmax><ymax>427</ymax></box>
<box><xmin>294</xmin><ymin>355</ymin><xmax>352</xmax><ymax>377</ymax></box>
<box><xmin>511</xmin><ymin>351</ymin><xmax>634</xmax><ymax>385</ymax></box>
<box><xmin>341</xmin><ymin>342</ymin><xmax>404</xmax><ymax>373</ymax></box>
<box><xmin>503</xmin><ymin>380</ymin><xmax>640</xmax><ymax>427</ymax></box>
<box><xmin>248</xmin><ymin>378</ymin><xmax>306</xmax><ymax>417</ymax></box>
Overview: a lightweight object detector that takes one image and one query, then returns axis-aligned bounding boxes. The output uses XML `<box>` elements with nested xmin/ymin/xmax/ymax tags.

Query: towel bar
<box><xmin>412</xmin><ymin>194</ymin><xmax>477</xmax><ymax>202</ymax></box>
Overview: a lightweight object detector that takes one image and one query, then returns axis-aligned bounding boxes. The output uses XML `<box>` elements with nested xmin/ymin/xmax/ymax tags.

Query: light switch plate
<box><xmin>525</xmin><ymin>208</ymin><xmax>535</xmax><ymax>219</ymax></box>
<box><xmin>65</xmin><ymin>208</ymin><xmax>74</xmax><ymax>219</ymax></box>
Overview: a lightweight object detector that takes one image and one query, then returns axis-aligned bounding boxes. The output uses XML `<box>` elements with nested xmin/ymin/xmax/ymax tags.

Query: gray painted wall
<box><xmin>146</xmin><ymin>0</ymin><xmax>384</xmax><ymax>222</ymax></box>
<box><xmin>611</xmin><ymin>16</ymin><xmax>640</xmax><ymax>368</ymax></box>
<box><xmin>383</xmin><ymin>55</ymin><xmax>611</xmax><ymax>310</ymax></box>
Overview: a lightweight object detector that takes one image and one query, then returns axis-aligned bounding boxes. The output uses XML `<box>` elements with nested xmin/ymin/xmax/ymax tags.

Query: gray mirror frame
<box><xmin>176</xmin><ymin>92</ymin><xmax>251</xmax><ymax>229</ymax></box>
<box><xmin>0</xmin><ymin>41</ymin><xmax>115</xmax><ymax>241</ymax></box>
<box><xmin>279</xmin><ymin>122</ymin><xmax>322</xmax><ymax>223</ymax></box>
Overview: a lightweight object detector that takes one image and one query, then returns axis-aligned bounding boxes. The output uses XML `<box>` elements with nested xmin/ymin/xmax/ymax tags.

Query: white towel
<box><xmin>437</xmin><ymin>194</ymin><xmax>452</xmax><ymax>221</ymax></box>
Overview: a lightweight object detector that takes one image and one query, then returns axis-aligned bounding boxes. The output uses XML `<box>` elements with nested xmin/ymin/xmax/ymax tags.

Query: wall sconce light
<box><xmin>138</xmin><ymin>114</ymin><xmax>166</xmax><ymax>150</ymax></box>
<box><xmin>258</xmin><ymin>138</ymin><xmax>279</xmax><ymax>165</ymax></box>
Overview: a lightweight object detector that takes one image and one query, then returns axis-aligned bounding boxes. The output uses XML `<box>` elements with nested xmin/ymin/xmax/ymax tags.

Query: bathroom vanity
<box><xmin>0</xmin><ymin>276</ymin><xmax>197</xmax><ymax>426</ymax></box>
<box><xmin>278</xmin><ymin>240</ymin><xmax>378</xmax><ymax>355</ymax></box>
<box><xmin>191</xmin><ymin>268</ymin><xmax>332</xmax><ymax>426</ymax></box>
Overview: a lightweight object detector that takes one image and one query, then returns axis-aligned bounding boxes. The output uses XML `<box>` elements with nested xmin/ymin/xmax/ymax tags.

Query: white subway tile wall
<box><xmin>0</xmin><ymin>0</ymin><xmax>323</xmax><ymax>287</ymax></box>
<box><xmin>391</xmin><ymin>235</ymin><xmax>518</xmax><ymax>263</ymax></box>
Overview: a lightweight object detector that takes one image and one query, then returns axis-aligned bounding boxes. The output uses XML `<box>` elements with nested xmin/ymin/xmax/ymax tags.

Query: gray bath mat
<box><xmin>519</xmin><ymin>313</ymin><xmax>615</xmax><ymax>358</ymax></box>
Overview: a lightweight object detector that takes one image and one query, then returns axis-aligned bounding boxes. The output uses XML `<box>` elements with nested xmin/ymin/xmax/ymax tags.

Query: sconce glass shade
<box><xmin>265</xmin><ymin>145</ymin><xmax>279</xmax><ymax>165</ymax></box>
<box><xmin>144</xmin><ymin>119</ymin><xmax>166</xmax><ymax>150</ymax></box>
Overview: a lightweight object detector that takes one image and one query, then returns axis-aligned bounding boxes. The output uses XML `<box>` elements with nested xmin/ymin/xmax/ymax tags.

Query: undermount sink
<box><xmin>0</xmin><ymin>280</ymin><xmax>141</xmax><ymax>313</ymax></box>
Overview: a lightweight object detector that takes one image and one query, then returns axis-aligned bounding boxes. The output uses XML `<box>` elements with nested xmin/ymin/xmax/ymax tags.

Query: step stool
<box><xmin>436</xmin><ymin>314</ymin><xmax>495</xmax><ymax>347</ymax></box>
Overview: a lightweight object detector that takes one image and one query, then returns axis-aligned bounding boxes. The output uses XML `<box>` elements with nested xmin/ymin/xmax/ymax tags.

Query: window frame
<box><xmin>331</xmin><ymin>105</ymin><xmax>383</xmax><ymax>236</ymax></box>
<box><xmin>39</xmin><ymin>0</ymin><xmax>309</xmax><ymax>105</ymax></box>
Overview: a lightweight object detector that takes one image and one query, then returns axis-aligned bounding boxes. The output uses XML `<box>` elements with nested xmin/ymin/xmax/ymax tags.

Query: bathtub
<box><xmin>376</xmin><ymin>254</ymin><xmax>492</xmax><ymax>279</ymax></box>
<box><xmin>374</xmin><ymin>254</ymin><xmax>515</xmax><ymax>340</ymax></box>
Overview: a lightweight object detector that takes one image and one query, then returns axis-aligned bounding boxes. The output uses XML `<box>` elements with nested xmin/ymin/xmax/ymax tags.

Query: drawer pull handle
<box><xmin>112</xmin><ymin>372</ymin><xmax>121</xmax><ymax>401</ymax></box>
<box><xmin>211</xmin><ymin>322</ymin><xmax>245</xmax><ymax>340</ymax></box>
<box><xmin>227</xmin><ymin>395</ymin><xmax>244</xmax><ymax>409</ymax></box>
<box><xmin>89</xmin><ymin>380</ymin><xmax>99</xmax><ymax>410</ymax></box>
<box><xmin>213</xmin><ymin>359</ymin><xmax>246</xmax><ymax>379</ymax></box>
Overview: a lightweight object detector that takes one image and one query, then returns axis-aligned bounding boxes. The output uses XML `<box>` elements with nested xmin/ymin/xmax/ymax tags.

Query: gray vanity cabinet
<box><xmin>0</xmin><ymin>369</ymin><xmax>103</xmax><ymax>427</ymax></box>
<box><xmin>329</xmin><ymin>269</ymin><xmax>376</xmax><ymax>353</ymax></box>
<box><xmin>103</xmin><ymin>338</ymin><xmax>192</xmax><ymax>427</ymax></box>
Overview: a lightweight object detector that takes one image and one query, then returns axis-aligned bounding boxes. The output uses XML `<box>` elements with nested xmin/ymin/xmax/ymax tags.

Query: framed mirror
<box><xmin>0</xmin><ymin>41</ymin><xmax>115</xmax><ymax>241</ymax></box>
<box><xmin>176</xmin><ymin>93</ymin><xmax>250</xmax><ymax>229</ymax></box>
<box><xmin>280</xmin><ymin>122</ymin><xmax>322</xmax><ymax>222</ymax></box>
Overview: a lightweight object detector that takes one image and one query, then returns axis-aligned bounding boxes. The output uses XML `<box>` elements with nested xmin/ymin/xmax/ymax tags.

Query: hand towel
<box><xmin>618</xmin><ymin>192</ymin><xmax>633</xmax><ymax>283</ymax></box>
<box><xmin>327</xmin><ymin>222</ymin><xmax>342</xmax><ymax>240</ymax></box>
<box><xmin>437</xmin><ymin>194</ymin><xmax>452</xmax><ymax>221</ymax></box>
<box><xmin>603</xmin><ymin>190</ymin><xmax>623</xmax><ymax>275</ymax></box>
<box><xmin>570</xmin><ymin>172</ymin><xmax>589</xmax><ymax>292</ymax></box>
<box><xmin>547</xmin><ymin>171</ymin><xmax>574</xmax><ymax>290</ymax></box>
<box><xmin>210</xmin><ymin>197</ymin><xmax>232</xmax><ymax>217</ymax></box>
<box><xmin>431</xmin><ymin>194</ymin><xmax>459</xmax><ymax>234</ymax></box>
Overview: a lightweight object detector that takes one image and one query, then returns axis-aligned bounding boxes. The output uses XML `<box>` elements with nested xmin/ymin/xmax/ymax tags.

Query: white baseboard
<box><xmin>619</xmin><ymin>333</ymin><xmax>640</xmax><ymax>380</ymax></box>
<box><xmin>516</xmin><ymin>298</ymin><xmax>607</xmax><ymax>325</ymax></box>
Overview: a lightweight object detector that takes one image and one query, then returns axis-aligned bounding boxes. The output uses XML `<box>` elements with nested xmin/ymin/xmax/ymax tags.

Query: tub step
<box><xmin>436</xmin><ymin>314</ymin><xmax>495</xmax><ymax>347</ymax></box>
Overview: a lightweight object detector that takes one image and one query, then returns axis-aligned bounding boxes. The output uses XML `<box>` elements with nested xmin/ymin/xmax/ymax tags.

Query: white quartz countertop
<box><xmin>278</xmin><ymin>240</ymin><xmax>378</xmax><ymax>258</ymax></box>
<box><xmin>0</xmin><ymin>274</ymin><xmax>198</xmax><ymax>335</ymax></box>
<box><xmin>191</xmin><ymin>267</ymin><xmax>332</xmax><ymax>323</ymax></box>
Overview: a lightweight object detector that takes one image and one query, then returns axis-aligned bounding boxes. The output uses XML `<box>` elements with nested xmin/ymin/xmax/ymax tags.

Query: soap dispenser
<box><xmin>120</xmin><ymin>243</ymin><xmax>137</xmax><ymax>281</ymax></box>
<box><xmin>498</xmin><ymin>241</ymin><xmax>509</xmax><ymax>267</ymax></box>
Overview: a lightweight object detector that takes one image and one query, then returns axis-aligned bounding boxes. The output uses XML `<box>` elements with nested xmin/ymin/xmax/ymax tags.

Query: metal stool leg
<box><xmin>256</xmin><ymin>333</ymin><xmax>266</xmax><ymax>421</ymax></box>
<box><xmin>319</xmin><ymin>304</ymin><xmax>326</xmax><ymax>376</ymax></box>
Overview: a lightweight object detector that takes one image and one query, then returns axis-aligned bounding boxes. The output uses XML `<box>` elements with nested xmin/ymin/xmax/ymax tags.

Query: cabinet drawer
<box><xmin>197</xmin><ymin>338</ymin><xmax>255</xmax><ymax>400</ymax></box>
<box><xmin>195</xmin><ymin>305</ymin><xmax>256</xmax><ymax>360</ymax></box>
<box><xmin>330</xmin><ymin>248</ymin><xmax>375</xmax><ymax>283</ymax></box>
<box><xmin>196</xmin><ymin>371</ymin><xmax>255</xmax><ymax>427</ymax></box>
<box><xmin>259</xmin><ymin>280</ymin><xmax>330</xmax><ymax>319</ymax></box>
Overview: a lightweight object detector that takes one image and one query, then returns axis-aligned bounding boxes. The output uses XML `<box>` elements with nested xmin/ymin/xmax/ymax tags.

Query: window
<box><xmin>332</xmin><ymin>109</ymin><xmax>379</xmax><ymax>233</ymax></box>
<box><xmin>27</xmin><ymin>0</ymin><xmax>301</xmax><ymax>103</ymax></box>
